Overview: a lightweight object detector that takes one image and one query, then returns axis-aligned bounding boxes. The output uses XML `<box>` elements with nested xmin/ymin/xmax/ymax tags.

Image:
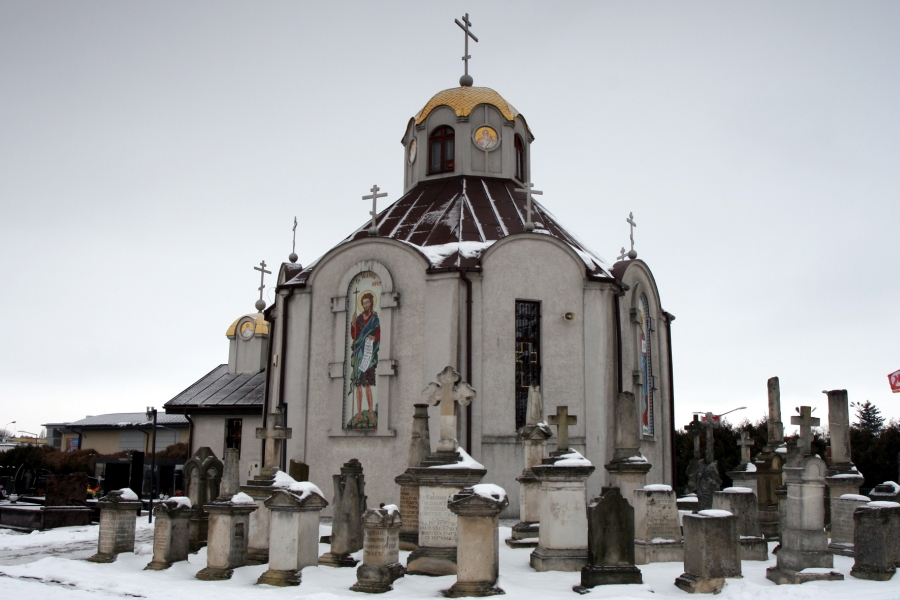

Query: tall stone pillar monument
<box><xmin>507</xmin><ymin>385</ymin><xmax>552</xmax><ymax>548</ymax></box>
<box><xmin>755</xmin><ymin>376</ymin><xmax>785</xmax><ymax>540</ymax></box>
<box><xmin>823</xmin><ymin>389</ymin><xmax>864</xmax><ymax>528</ymax></box>
<box><xmin>394</xmin><ymin>403</ymin><xmax>431</xmax><ymax>550</ymax></box>
<box><xmin>604</xmin><ymin>391</ymin><xmax>651</xmax><ymax>506</ymax></box>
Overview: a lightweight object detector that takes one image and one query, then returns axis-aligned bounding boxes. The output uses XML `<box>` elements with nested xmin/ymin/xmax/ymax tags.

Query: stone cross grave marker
<box><xmin>791</xmin><ymin>406</ymin><xmax>819</xmax><ymax>456</ymax></box>
<box><xmin>548</xmin><ymin>406</ymin><xmax>577</xmax><ymax>453</ymax></box>
<box><xmin>423</xmin><ymin>366</ymin><xmax>476</xmax><ymax>452</ymax></box>
<box><xmin>685</xmin><ymin>415</ymin><xmax>703</xmax><ymax>460</ymax></box>
<box><xmin>737</xmin><ymin>431</ymin><xmax>755</xmax><ymax>466</ymax></box>
<box><xmin>703</xmin><ymin>412</ymin><xmax>718</xmax><ymax>464</ymax></box>
<box><xmin>256</xmin><ymin>412</ymin><xmax>292</xmax><ymax>475</ymax></box>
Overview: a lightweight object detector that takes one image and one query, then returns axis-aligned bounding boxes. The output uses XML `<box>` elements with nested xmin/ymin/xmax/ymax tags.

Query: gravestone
<box><xmin>756</xmin><ymin>377</ymin><xmax>786</xmax><ymax>540</ymax></box>
<box><xmin>868</xmin><ymin>481</ymin><xmax>900</xmax><ymax>503</ymax></box>
<box><xmin>633</xmin><ymin>484</ymin><xmax>683</xmax><ymax>564</ymax></box>
<box><xmin>575</xmin><ymin>487</ymin><xmax>642</xmax><ymax>593</ymax></box>
<box><xmin>713</xmin><ymin>487</ymin><xmax>767</xmax><ymax>560</ymax></box>
<box><xmin>442</xmin><ymin>485</ymin><xmax>508</xmax><ymax>597</ymax></box>
<box><xmin>766</xmin><ymin>406</ymin><xmax>843</xmax><ymax>585</ymax></box>
<box><xmin>257</xmin><ymin>483</ymin><xmax>328</xmax><ymax>586</ymax></box>
<box><xmin>319</xmin><ymin>458</ymin><xmax>367</xmax><ymax>567</ymax></box>
<box><xmin>530</xmin><ymin>419</ymin><xmax>594</xmax><ymax>572</ymax></box>
<box><xmin>196</xmin><ymin>493</ymin><xmax>257</xmax><ymax>580</ymax></box>
<box><xmin>145</xmin><ymin>497</ymin><xmax>193</xmax><ymax>570</ymax></box>
<box><xmin>604</xmin><ymin>392</ymin><xmax>651</xmax><ymax>507</ymax></box>
<box><xmin>394</xmin><ymin>403</ymin><xmax>432</xmax><ymax>550</ymax></box>
<box><xmin>695</xmin><ymin>462</ymin><xmax>722</xmax><ymax>512</ymax></box>
<box><xmin>823</xmin><ymin>390</ymin><xmax>865</xmax><ymax>530</ymax></box>
<box><xmin>288</xmin><ymin>460</ymin><xmax>309</xmax><ymax>482</ymax></box>
<box><xmin>87</xmin><ymin>489</ymin><xmax>142</xmax><ymax>563</ymax></box>
<box><xmin>350</xmin><ymin>505</ymin><xmax>405</xmax><ymax>593</ymax></box>
<box><xmin>242</xmin><ymin>413</ymin><xmax>292</xmax><ymax>564</ymax></box>
<box><xmin>684</xmin><ymin>416</ymin><xmax>705</xmax><ymax>494</ymax></box>
<box><xmin>726</xmin><ymin>431</ymin><xmax>758</xmax><ymax>497</ymax></box>
<box><xmin>674</xmin><ymin>510</ymin><xmax>741</xmax><ymax>594</ymax></box>
<box><xmin>829</xmin><ymin>494</ymin><xmax>870</xmax><ymax>556</ymax></box>
<box><xmin>507</xmin><ymin>385</ymin><xmax>551</xmax><ymax>549</ymax></box>
<box><xmin>850</xmin><ymin>501</ymin><xmax>900</xmax><ymax>581</ymax></box>
<box><xmin>407</xmin><ymin>368</ymin><xmax>486</xmax><ymax>577</ymax></box>
<box><xmin>183</xmin><ymin>447</ymin><xmax>223</xmax><ymax>552</ymax></box>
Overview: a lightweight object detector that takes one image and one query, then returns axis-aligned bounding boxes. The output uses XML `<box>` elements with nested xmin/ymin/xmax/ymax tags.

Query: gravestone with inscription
<box><xmin>675</xmin><ymin>510</ymin><xmax>741</xmax><ymax>594</ymax></box>
<box><xmin>351</xmin><ymin>505</ymin><xmax>405</xmax><ymax>593</ymax></box>
<box><xmin>633</xmin><ymin>484</ymin><xmax>683</xmax><ymax>564</ymax></box>
<box><xmin>850</xmin><ymin>501</ymin><xmax>900</xmax><ymax>581</ymax></box>
<box><xmin>394</xmin><ymin>403</ymin><xmax>432</xmax><ymax>550</ymax></box>
<box><xmin>443</xmin><ymin>485</ymin><xmax>508</xmax><ymax>597</ymax></box>
<box><xmin>575</xmin><ymin>487</ymin><xmax>642</xmax><ymax>592</ymax></box>
<box><xmin>508</xmin><ymin>385</ymin><xmax>552</xmax><ymax>549</ymax></box>
<box><xmin>829</xmin><ymin>493</ymin><xmax>870</xmax><ymax>556</ymax></box>
<box><xmin>320</xmin><ymin>458</ymin><xmax>367</xmax><ymax>567</ymax></box>
<box><xmin>406</xmin><ymin>368</ymin><xmax>486</xmax><ymax>576</ymax></box>
<box><xmin>713</xmin><ymin>487</ymin><xmax>767</xmax><ymax>561</ymax></box>
<box><xmin>257</xmin><ymin>484</ymin><xmax>328</xmax><ymax>586</ymax></box>
<box><xmin>145</xmin><ymin>497</ymin><xmax>193</xmax><ymax>570</ymax></box>
<box><xmin>604</xmin><ymin>392</ymin><xmax>652</xmax><ymax>507</ymax></box>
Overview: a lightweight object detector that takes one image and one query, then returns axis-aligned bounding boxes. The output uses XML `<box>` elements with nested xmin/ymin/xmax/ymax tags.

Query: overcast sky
<box><xmin>2</xmin><ymin>2</ymin><xmax>898</xmax><ymax>439</ymax></box>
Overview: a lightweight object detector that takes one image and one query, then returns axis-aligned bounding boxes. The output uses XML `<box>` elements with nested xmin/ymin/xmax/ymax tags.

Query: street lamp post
<box><xmin>145</xmin><ymin>407</ymin><xmax>158</xmax><ymax>523</ymax></box>
<box><xmin>3</xmin><ymin>421</ymin><xmax>15</xmax><ymax>443</ymax></box>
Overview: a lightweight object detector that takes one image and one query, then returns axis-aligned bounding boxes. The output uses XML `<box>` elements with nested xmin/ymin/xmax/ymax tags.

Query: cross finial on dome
<box><xmin>455</xmin><ymin>13</ymin><xmax>478</xmax><ymax>87</ymax></box>
<box><xmin>254</xmin><ymin>260</ymin><xmax>271</xmax><ymax>312</ymax></box>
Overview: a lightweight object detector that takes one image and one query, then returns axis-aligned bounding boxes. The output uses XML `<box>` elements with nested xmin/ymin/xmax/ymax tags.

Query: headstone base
<box><xmin>504</xmin><ymin>538</ymin><xmax>538</xmax><ymax>549</ymax></box>
<box><xmin>739</xmin><ymin>536</ymin><xmax>768</xmax><ymax>561</ymax></box>
<box><xmin>86</xmin><ymin>552</ymin><xmax>117</xmax><ymax>564</ymax></box>
<box><xmin>407</xmin><ymin>546</ymin><xmax>457</xmax><ymax>576</ymax></box>
<box><xmin>634</xmin><ymin>540</ymin><xmax>683</xmax><ymax>564</ymax></box>
<box><xmin>350</xmin><ymin>562</ymin><xmax>406</xmax><ymax>593</ymax></box>
<box><xmin>528</xmin><ymin>546</ymin><xmax>587</xmax><ymax>572</ymax></box>
<box><xmin>240</xmin><ymin>478</ymin><xmax>277</xmax><ymax>565</ymax></box>
<box><xmin>575</xmin><ymin>564</ymin><xmax>642</xmax><ymax>591</ymax></box>
<box><xmin>765</xmin><ymin>566</ymin><xmax>844</xmax><ymax>585</ymax></box>
<box><xmin>195</xmin><ymin>566</ymin><xmax>234</xmax><ymax>581</ymax></box>
<box><xmin>188</xmin><ymin>516</ymin><xmax>209</xmax><ymax>553</ymax></box>
<box><xmin>441</xmin><ymin>581</ymin><xmax>505</xmax><ymax>597</ymax></box>
<box><xmin>850</xmin><ymin>564</ymin><xmax>896</xmax><ymax>581</ymax></box>
<box><xmin>828</xmin><ymin>542</ymin><xmax>855</xmax><ymax>557</ymax></box>
<box><xmin>505</xmin><ymin>522</ymin><xmax>539</xmax><ymax>548</ymax></box>
<box><xmin>674</xmin><ymin>572</ymin><xmax>724</xmax><ymax>594</ymax></box>
<box><xmin>256</xmin><ymin>568</ymin><xmax>302</xmax><ymax>586</ymax></box>
<box><xmin>144</xmin><ymin>559</ymin><xmax>174</xmax><ymax>571</ymax></box>
<box><xmin>319</xmin><ymin>551</ymin><xmax>360</xmax><ymax>568</ymax></box>
<box><xmin>758</xmin><ymin>505</ymin><xmax>779</xmax><ymax>540</ymax></box>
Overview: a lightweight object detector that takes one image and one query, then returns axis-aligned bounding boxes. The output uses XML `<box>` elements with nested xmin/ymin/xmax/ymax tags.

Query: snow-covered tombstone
<box><xmin>87</xmin><ymin>488</ymin><xmax>142</xmax><ymax>563</ymax></box>
<box><xmin>829</xmin><ymin>493</ymin><xmax>870</xmax><ymax>556</ymax></box>
<box><xmin>145</xmin><ymin>497</ymin><xmax>193</xmax><ymax>570</ymax></box>
<box><xmin>351</xmin><ymin>505</ymin><xmax>406</xmax><ymax>593</ymax></box>
<box><xmin>712</xmin><ymin>487</ymin><xmax>767</xmax><ymax>561</ymax></box>
<box><xmin>442</xmin><ymin>485</ymin><xmax>508</xmax><ymax>597</ymax></box>
<box><xmin>633</xmin><ymin>484</ymin><xmax>683</xmax><ymax>564</ymax></box>
<box><xmin>257</xmin><ymin>481</ymin><xmax>328</xmax><ymax>586</ymax></box>
<box><xmin>850</xmin><ymin>501</ymin><xmax>900</xmax><ymax>581</ymax></box>
<box><xmin>674</xmin><ymin>510</ymin><xmax>740</xmax><ymax>594</ymax></box>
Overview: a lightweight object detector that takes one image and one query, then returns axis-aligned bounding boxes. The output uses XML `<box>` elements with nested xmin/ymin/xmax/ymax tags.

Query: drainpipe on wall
<box><xmin>663</xmin><ymin>311</ymin><xmax>677</xmax><ymax>487</ymax></box>
<box><xmin>459</xmin><ymin>272</ymin><xmax>473</xmax><ymax>455</ymax></box>
<box><xmin>614</xmin><ymin>289</ymin><xmax>625</xmax><ymax>394</ymax></box>
<box><xmin>185</xmin><ymin>412</ymin><xmax>194</xmax><ymax>457</ymax></box>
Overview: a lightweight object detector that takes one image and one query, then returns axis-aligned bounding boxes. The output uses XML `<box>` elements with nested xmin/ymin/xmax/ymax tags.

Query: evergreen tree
<box><xmin>851</xmin><ymin>400</ymin><xmax>885</xmax><ymax>433</ymax></box>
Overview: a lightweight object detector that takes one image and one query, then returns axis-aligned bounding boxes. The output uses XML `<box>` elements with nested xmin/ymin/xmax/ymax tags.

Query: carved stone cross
<box><xmin>548</xmin><ymin>406</ymin><xmax>577</xmax><ymax>453</ymax></box>
<box><xmin>703</xmin><ymin>412</ymin><xmax>719</xmax><ymax>464</ymax></box>
<box><xmin>423</xmin><ymin>366</ymin><xmax>476</xmax><ymax>452</ymax></box>
<box><xmin>256</xmin><ymin>412</ymin><xmax>292</xmax><ymax>474</ymax></box>
<box><xmin>685</xmin><ymin>414</ymin><xmax>704</xmax><ymax>460</ymax></box>
<box><xmin>790</xmin><ymin>406</ymin><xmax>820</xmax><ymax>456</ymax></box>
<box><xmin>737</xmin><ymin>430</ymin><xmax>755</xmax><ymax>465</ymax></box>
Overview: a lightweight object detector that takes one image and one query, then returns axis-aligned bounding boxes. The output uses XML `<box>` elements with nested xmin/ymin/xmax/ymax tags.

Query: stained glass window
<box><xmin>639</xmin><ymin>294</ymin><xmax>654</xmax><ymax>436</ymax></box>
<box><xmin>515</xmin><ymin>301</ymin><xmax>541</xmax><ymax>429</ymax></box>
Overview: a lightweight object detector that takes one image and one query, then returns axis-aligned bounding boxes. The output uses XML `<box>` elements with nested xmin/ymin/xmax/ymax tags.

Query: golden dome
<box><xmin>226</xmin><ymin>313</ymin><xmax>269</xmax><ymax>338</ymax></box>
<box><xmin>415</xmin><ymin>87</ymin><xmax>520</xmax><ymax>125</ymax></box>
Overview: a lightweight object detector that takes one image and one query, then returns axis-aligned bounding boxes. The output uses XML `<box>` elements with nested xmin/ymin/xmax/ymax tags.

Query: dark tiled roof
<box><xmin>282</xmin><ymin>176</ymin><xmax>612</xmax><ymax>288</ymax></box>
<box><xmin>67</xmin><ymin>413</ymin><xmax>189</xmax><ymax>428</ymax></box>
<box><xmin>163</xmin><ymin>365</ymin><xmax>265</xmax><ymax>413</ymax></box>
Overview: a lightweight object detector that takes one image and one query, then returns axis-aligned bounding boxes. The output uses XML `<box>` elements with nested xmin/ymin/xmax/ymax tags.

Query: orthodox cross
<box><xmin>255</xmin><ymin>412</ymin><xmax>292</xmax><ymax>474</ymax></box>
<box><xmin>455</xmin><ymin>13</ymin><xmax>478</xmax><ymax>86</ymax></box>
<box><xmin>362</xmin><ymin>184</ymin><xmax>387</xmax><ymax>235</ymax></box>
<box><xmin>292</xmin><ymin>217</ymin><xmax>297</xmax><ymax>254</ymax></box>
<box><xmin>254</xmin><ymin>260</ymin><xmax>271</xmax><ymax>311</ymax></box>
<box><xmin>548</xmin><ymin>406</ymin><xmax>577</xmax><ymax>452</ymax></box>
<box><xmin>626</xmin><ymin>212</ymin><xmax>638</xmax><ymax>258</ymax></box>
<box><xmin>790</xmin><ymin>406</ymin><xmax>820</xmax><ymax>456</ymax></box>
<box><xmin>423</xmin><ymin>366</ymin><xmax>476</xmax><ymax>452</ymax></box>
<box><xmin>618</xmin><ymin>247</ymin><xmax>626</xmax><ymax>262</ymax></box>
<box><xmin>737</xmin><ymin>430</ymin><xmax>755</xmax><ymax>466</ymax></box>
<box><xmin>685</xmin><ymin>414</ymin><xmax>704</xmax><ymax>460</ymax></box>
<box><xmin>514</xmin><ymin>181</ymin><xmax>542</xmax><ymax>232</ymax></box>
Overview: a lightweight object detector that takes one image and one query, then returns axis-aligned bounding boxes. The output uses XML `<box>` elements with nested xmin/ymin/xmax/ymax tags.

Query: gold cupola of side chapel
<box><xmin>225</xmin><ymin>261</ymin><xmax>271</xmax><ymax>374</ymax></box>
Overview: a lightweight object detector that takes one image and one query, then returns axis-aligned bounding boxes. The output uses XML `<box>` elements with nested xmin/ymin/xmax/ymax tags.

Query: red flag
<box><xmin>889</xmin><ymin>369</ymin><xmax>900</xmax><ymax>393</ymax></box>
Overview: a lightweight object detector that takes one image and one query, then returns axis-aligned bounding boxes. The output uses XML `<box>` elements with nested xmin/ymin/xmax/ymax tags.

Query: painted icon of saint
<box><xmin>348</xmin><ymin>290</ymin><xmax>380</xmax><ymax>429</ymax></box>
<box><xmin>475</xmin><ymin>126</ymin><xmax>498</xmax><ymax>150</ymax></box>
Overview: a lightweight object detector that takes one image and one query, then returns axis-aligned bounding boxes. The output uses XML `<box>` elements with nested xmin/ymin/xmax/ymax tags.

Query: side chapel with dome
<box><xmin>166</xmin><ymin>32</ymin><xmax>676</xmax><ymax>516</ymax></box>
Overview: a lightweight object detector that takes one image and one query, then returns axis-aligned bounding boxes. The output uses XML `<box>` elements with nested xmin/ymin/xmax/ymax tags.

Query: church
<box><xmin>166</xmin><ymin>36</ymin><xmax>676</xmax><ymax>516</ymax></box>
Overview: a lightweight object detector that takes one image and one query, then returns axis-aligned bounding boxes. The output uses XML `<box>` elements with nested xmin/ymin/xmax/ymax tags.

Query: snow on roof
<box><xmin>68</xmin><ymin>412</ymin><xmax>189</xmax><ymax>428</ymax></box>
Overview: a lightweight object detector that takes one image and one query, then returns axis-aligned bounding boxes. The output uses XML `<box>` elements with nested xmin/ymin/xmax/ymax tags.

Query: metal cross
<box><xmin>790</xmin><ymin>406</ymin><xmax>820</xmax><ymax>456</ymax></box>
<box><xmin>515</xmin><ymin>181</ymin><xmax>543</xmax><ymax>232</ymax></box>
<box><xmin>737</xmin><ymin>430</ymin><xmax>755</xmax><ymax>465</ymax></box>
<box><xmin>626</xmin><ymin>212</ymin><xmax>637</xmax><ymax>257</ymax></box>
<box><xmin>618</xmin><ymin>247</ymin><xmax>626</xmax><ymax>261</ymax></box>
<box><xmin>292</xmin><ymin>216</ymin><xmax>297</xmax><ymax>255</ymax></box>
<box><xmin>455</xmin><ymin>13</ymin><xmax>478</xmax><ymax>83</ymax></box>
<box><xmin>548</xmin><ymin>405</ymin><xmax>577</xmax><ymax>452</ymax></box>
<box><xmin>362</xmin><ymin>184</ymin><xmax>387</xmax><ymax>235</ymax></box>
<box><xmin>254</xmin><ymin>260</ymin><xmax>271</xmax><ymax>302</ymax></box>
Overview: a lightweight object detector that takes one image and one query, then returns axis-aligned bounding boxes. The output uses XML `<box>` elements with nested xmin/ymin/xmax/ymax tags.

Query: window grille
<box><xmin>515</xmin><ymin>300</ymin><xmax>541</xmax><ymax>429</ymax></box>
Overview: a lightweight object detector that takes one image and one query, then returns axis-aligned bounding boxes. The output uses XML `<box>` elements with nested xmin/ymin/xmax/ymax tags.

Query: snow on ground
<box><xmin>1</xmin><ymin>524</ymin><xmax>898</xmax><ymax>599</ymax></box>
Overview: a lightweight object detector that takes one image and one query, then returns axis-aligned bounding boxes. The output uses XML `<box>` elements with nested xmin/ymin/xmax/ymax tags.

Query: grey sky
<box><xmin>2</xmin><ymin>2</ymin><xmax>898</xmax><ymax>438</ymax></box>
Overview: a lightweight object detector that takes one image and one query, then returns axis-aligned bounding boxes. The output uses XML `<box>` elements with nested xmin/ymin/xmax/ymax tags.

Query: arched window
<box><xmin>638</xmin><ymin>294</ymin><xmax>654</xmax><ymax>436</ymax></box>
<box><xmin>514</xmin><ymin>134</ymin><xmax>525</xmax><ymax>182</ymax></box>
<box><xmin>429</xmin><ymin>126</ymin><xmax>455</xmax><ymax>174</ymax></box>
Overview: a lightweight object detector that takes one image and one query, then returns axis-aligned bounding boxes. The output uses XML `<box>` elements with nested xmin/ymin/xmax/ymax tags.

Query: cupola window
<box><xmin>429</xmin><ymin>126</ymin><xmax>455</xmax><ymax>174</ymax></box>
<box><xmin>515</xmin><ymin>134</ymin><xmax>526</xmax><ymax>182</ymax></box>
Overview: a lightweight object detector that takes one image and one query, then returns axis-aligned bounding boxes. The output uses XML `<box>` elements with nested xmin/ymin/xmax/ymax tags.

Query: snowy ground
<box><xmin>0</xmin><ymin>521</ymin><xmax>897</xmax><ymax>599</ymax></box>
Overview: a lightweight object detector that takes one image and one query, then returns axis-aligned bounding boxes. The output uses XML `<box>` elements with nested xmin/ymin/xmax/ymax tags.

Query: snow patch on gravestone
<box><xmin>287</xmin><ymin>481</ymin><xmax>324</xmax><ymax>501</ymax></box>
<box><xmin>840</xmin><ymin>494</ymin><xmax>870</xmax><ymax>501</ymax></box>
<box><xmin>472</xmin><ymin>484</ymin><xmax>506</xmax><ymax>501</ymax></box>
<box><xmin>430</xmin><ymin>447</ymin><xmax>485</xmax><ymax>470</ymax></box>
<box><xmin>722</xmin><ymin>487</ymin><xmax>752</xmax><ymax>494</ymax></box>
<box><xmin>230</xmin><ymin>492</ymin><xmax>255</xmax><ymax>504</ymax></box>
<box><xmin>643</xmin><ymin>484</ymin><xmax>672</xmax><ymax>492</ymax></box>
<box><xmin>118</xmin><ymin>488</ymin><xmax>138</xmax><ymax>501</ymax></box>
<box><xmin>867</xmin><ymin>500</ymin><xmax>900</xmax><ymax>508</ymax></box>
<box><xmin>553</xmin><ymin>450</ymin><xmax>592</xmax><ymax>467</ymax></box>
<box><xmin>697</xmin><ymin>509</ymin><xmax>732</xmax><ymax>518</ymax></box>
<box><xmin>167</xmin><ymin>496</ymin><xmax>192</xmax><ymax>508</ymax></box>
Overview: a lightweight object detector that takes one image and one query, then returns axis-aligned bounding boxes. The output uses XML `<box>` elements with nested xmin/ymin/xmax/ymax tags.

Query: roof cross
<box><xmin>548</xmin><ymin>405</ymin><xmax>577</xmax><ymax>453</ymax></box>
<box><xmin>790</xmin><ymin>406</ymin><xmax>820</xmax><ymax>456</ymax></box>
<box><xmin>362</xmin><ymin>184</ymin><xmax>387</xmax><ymax>236</ymax></box>
<box><xmin>515</xmin><ymin>181</ymin><xmax>543</xmax><ymax>232</ymax></box>
<box><xmin>626</xmin><ymin>212</ymin><xmax>638</xmax><ymax>259</ymax></box>
<box><xmin>455</xmin><ymin>13</ymin><xmax>478</xmax><ymax>87</ymax></box>
<box><xmin>737</xmin><ymin>430</ymin><xmax>755</xmax><ymax>465</ymax></box>
<box><xmin>289</xmin><ymin>217</ymin><xmax>298</xmax><ymax>263</ymax></box>
<box><xmin>254</xmin><ymin>260</ymin><xmax>271</xmax><ymax>311</ymax></box>
<box><xmin>618</xmin><ymin>247</ymin><xmax>626</xmax><ymax>262</ymax></box>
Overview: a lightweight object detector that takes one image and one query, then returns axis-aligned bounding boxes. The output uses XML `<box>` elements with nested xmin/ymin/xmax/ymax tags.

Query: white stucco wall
<box><xmin>191</xmin><ymin>413</ymin><xmax>263</xmax><ymax>483</ymax></box>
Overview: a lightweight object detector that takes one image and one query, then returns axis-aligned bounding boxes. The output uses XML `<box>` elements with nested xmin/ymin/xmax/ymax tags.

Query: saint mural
<box><xmin>344</xmin><ymin>271</ymin><xmax>382</xmax><ymax>429</ymax></box>
<box><xmin>638</xmin><ymin>294</ymin><xmax>654</xmax><ymax>436</ymax></box>
<box><xmin>474</xmin><ymin>126</ymin><xmax>498</xmax><ymax>150</ymax></box>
